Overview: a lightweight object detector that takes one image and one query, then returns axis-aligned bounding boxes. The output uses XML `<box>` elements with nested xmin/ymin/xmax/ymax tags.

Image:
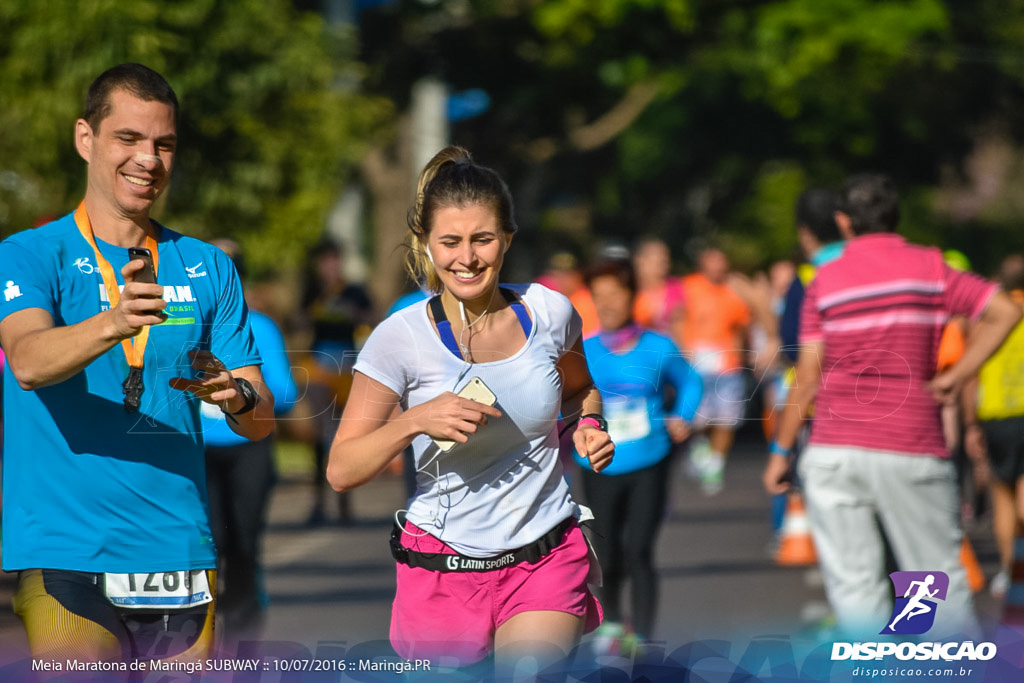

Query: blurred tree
<box><xmin>357</xmin><ymin>0</ymin><xmax>1024</xmax><ymax>275</ymax></box>
<box><xmin>0</xmin><ymin>0</ymin><xmax>392</xmax><ymax>273</ymax></box>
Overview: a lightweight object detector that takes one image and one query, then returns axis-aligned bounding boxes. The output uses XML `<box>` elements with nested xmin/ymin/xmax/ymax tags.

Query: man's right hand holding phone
<box><xmin>111</xmin><ymin>258</ymin><xmax>166</xmax><ymax>339</ymax></box>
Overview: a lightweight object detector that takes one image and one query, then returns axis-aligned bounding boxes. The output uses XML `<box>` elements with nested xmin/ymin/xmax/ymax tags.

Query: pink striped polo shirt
<box><xmin>800</xmin><ymin>233</ymin><xmax>997</xmax><ymax>457</ymax></box>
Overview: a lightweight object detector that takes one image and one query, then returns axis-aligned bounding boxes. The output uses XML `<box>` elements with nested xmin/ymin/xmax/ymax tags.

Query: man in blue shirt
<box><xmin>779</xmin><ymin>188</ymin><xmax>845</xmax><ymax>359</ymax></box>
<box><xmin>770</xmin><ymin>188</ymin><xmax>843</xmax><ymax>535</ymax></box>
<box><xmin>0</xmin><ymin>63</ymin><xmax>275</xmax><ymax>664</ymax></box>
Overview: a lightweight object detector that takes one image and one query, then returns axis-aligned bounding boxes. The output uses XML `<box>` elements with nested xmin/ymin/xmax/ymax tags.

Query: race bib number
<box><xmin>104</xmin><ymin>570</ymin><xmax>213</xmax><ymax>609</ymax></box>
<box><xmin>691</xmin><ymin>346</ymin><xmax>727</xmax><ymax>375</ymax></box>
<box><xmin>606</xmin><ymin>398</ymin><xmax>651</xmax><ymax>443</ymax></box>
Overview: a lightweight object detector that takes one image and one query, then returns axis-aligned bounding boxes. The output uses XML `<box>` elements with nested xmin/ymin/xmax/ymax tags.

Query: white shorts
<box><xmin>693</xmin><ymin>371</ymin><xmax>748</xmax><ymax>428</ymax></box>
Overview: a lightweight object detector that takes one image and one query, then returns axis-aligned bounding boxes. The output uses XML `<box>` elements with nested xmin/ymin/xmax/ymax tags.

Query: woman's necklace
<box><xmin>458</xmin><ymin>302</ymin><xmax>490</xmax><ymax>360</ymax></box>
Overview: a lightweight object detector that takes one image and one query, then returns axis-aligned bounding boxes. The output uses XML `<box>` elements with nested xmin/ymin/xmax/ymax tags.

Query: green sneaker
<box><xmin>589</xmin><ymin>621</ymin><xmax>626</xmax><ymax>656</ymax></box>
<box><xmin>686</xmin><ymin>436</ymin><xmax>712</xmax><ymax>479</ymax></box>
<box><xmin>700</xmin><ymin>454</ymin><xmax>724</xmax><ymax>495</ymax></box>
<box><xmin>619</xmin><ymin>632</ymin><xmax>640</xmax><ymax>659</ymax></box>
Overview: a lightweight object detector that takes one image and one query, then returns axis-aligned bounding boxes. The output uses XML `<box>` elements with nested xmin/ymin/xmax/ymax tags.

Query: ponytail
<box><xmin>405</xmin><ymin>146</ymin><xmax>516</xmax><ymax>294</ymax></box>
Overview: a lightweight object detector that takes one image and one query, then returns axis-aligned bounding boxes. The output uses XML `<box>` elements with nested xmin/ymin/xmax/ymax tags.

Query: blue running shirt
<box><xmin>574</xmin><ymin>331</ymin><xmax>702</xmax><ymax>475</ymax></box>
<box><xmin>0</xmin><ymin>213</ymin><xmax>260</xmax><ymax>573</ymax></box>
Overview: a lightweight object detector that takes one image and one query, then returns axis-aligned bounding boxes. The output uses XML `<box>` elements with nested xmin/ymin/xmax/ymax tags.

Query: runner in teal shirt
<box><xmin>1</xmin><ymin>215</ymin><xmax>261</xmax><ymax>573</ymax></box>
<box><xmin>0</xmin><ymin>62</ymin><xmax>275</xmax><ymax>664</ymax></box>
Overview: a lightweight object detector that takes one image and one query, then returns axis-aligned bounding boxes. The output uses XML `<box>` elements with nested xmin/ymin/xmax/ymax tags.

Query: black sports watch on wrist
<box><xmin>579</xmin><ymin>413</ymin><xmax>608</xmax><ymax>431</ymax></box>
<box><xmin>227</xmin><ymin>377</ymin><xmax>259</xmax><ymax>416</ymax></box>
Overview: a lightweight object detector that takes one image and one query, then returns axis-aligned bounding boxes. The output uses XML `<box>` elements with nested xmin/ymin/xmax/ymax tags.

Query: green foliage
<box><xmin>730</xmin><ymin>163</ymin><xmax>807</xmax><ymax>268</ymax></box>
<box><xmin>418</xmin><ymin>0</ymin><xmax>1024</xmax><ymax>274</ymax></box>
<box><xmin>534</xmin><ymin>0</ymin><xmax>695</xmax><ymax>44</ymax></box>
<box><xmin>0</xmin><ymin>0</ymin><xmax>392</xmax><ymax>272</ymax></box>
<box><xmin>739</xmin><ymin>0</ymin><xmax>949</xmax><ymax>118</ymax></box>
<box><xmin>10</xmin><ymin>0</ymin><xmax>1018</xmax><ymax>279</ymax></box>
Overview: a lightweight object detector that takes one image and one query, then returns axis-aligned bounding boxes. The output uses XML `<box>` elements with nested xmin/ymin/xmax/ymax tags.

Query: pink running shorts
<box><xmin>390</xmin><ymin>519</ymin><xmax>603</xmax><ymax>665</ymax></box>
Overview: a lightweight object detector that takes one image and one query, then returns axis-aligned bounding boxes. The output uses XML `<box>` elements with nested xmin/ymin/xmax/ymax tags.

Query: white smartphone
<box><xmin>433</xmin><ymin>377</ymin><xmax>498</xmax><ymax>452</ymax></box>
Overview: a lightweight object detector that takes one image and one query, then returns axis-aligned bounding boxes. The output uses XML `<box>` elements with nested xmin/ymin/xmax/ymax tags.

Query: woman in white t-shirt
<box><xmin>327</xmin><ymin>146</ymin><xmax>614</xmax><ymax>672</ymax></box>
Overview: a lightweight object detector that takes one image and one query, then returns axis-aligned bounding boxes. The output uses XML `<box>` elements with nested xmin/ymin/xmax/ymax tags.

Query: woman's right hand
<box><xmin>408</xmin><ymin>391</ymin><xmax>503</xmax><ymax>447</ymax></box>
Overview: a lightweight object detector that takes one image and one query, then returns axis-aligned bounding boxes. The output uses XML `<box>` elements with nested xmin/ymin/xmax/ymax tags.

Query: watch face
<box><xmin>238</xmin><ymin>378</ymin><xmax>255</xmax><ymax>399</ymax></box>
<box><xmin>230</xmin><ymin>377</ymin><xmax>259</xmax><ymax>414</ymax></box>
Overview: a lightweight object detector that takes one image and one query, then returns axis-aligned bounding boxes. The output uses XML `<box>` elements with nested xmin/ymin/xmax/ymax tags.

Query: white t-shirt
<box><xmin>355</xmin><ymin>283</ymin><xmax>582</xmax><ymax>556</ymax></box>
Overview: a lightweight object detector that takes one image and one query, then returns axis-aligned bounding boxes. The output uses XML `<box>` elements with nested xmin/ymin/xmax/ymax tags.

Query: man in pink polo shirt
<box><xmin>763</xmin><ymin>173</ymin><xmax>1021</xmax><ymax>639</ymax></box>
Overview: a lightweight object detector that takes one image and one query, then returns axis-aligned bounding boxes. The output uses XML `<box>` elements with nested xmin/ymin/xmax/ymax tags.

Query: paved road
<box><xmin>0</xmin><ymin>433</ymin><xmax>1015</xmax><ymax>681</ymax></box>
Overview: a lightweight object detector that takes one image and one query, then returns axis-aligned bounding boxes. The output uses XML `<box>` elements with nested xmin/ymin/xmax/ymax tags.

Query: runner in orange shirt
<box><xmin>675</xmin><ymin>247</ymin><xmax>751</xmax><ymax>494</ymax></box>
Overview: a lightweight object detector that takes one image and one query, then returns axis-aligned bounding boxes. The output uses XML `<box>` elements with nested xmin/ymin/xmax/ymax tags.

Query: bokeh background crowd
<box><xmin>4</xmin><ymin>0</ymin><xmax>1024</xmax><ymax>662</ymax></box>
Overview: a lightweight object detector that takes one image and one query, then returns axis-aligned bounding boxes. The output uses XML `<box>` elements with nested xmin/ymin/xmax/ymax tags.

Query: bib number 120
<box><xmin>104</xmin><ymin>570</ymin><xmax>212</xmax><ymax>609</ymax></box>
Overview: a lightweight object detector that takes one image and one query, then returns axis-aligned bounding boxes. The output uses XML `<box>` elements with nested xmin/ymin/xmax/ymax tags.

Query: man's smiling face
<box><xmin>76</xmin><ymin>88</ymin><xmax>177</xmax><ymax>221</ymax></box>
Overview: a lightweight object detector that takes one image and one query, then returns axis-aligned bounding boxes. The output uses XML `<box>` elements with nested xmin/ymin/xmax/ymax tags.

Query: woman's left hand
<box><xmin>573</xmin><ymin>426</ymin><xmax>614</xmax><ymax>473</ymax></box>
<box><xmin>665</xmin><ymin>417</ymin><xmax>692</xmax><ymax>444</ymax></box>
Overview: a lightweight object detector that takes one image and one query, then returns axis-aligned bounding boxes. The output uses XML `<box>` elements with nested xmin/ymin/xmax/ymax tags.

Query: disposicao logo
<box><xmin>882</xmin><ymin>571</ymin><xmax>947</xmax><ymax>635</ymax></box>
<box><xmin>831</xmin><ymin>570</ymin><xmax>998</xmax><ymax>663</ymax></box>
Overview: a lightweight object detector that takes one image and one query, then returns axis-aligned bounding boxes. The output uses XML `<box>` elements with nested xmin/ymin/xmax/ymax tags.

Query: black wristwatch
<box><xmin>579</xmin><ymin>413</ymin><xmax>608</xmax><ymax>431</ymax></box>
<box><xmin>227</xmin><ymin>377</ymin><xmax>260</xmax><ymax>416</ymax></box>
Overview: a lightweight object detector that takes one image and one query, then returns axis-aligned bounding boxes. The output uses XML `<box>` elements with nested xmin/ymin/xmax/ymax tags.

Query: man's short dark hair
<box><xmin>998</xmin><ymin>254</ymin><xmax>1024</xmax><ymax>292</ymax></box>
<box><xmin>840</xmin><ymin>173</ymin><xmax>900</xmax><ymax>235</ymax></box>
<box><xmin>83</xmin><ymin>63</ymin><xmax>179</xmax><ymax>131</ymax></box>
<box><xmin>584</xmin><ymin>257</ymin><xmax>637</xmax><ymax>294</ymax></box>
<box><xmin>796</xmin><ymin>189</ymin><xmax>842</xmax><ymax>243</ymax></box>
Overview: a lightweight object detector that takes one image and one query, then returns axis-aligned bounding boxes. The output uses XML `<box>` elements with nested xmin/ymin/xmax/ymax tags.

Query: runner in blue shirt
<box><xmin>574</xmin><ymin>257</ymin><xmax>702</xmax><ymax>650</ymax></box>
<box><xmin>0</xmin><ymin>63</ymin><xmax>275</xmax><ymax>665</ymax></box>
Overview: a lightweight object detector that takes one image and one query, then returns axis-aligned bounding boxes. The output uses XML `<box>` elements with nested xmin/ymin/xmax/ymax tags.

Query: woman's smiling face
<box><xmin>426</xmin><ymin>203</ymin><xmax>511</xmax><ymax>306</ymax></box>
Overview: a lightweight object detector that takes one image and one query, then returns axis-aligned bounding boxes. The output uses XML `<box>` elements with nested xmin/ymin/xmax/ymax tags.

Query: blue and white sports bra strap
<box><xmin>429</xmin><ymin>287</ymin><xmax>532</xmax><ymax>360</ymax></box>
<box><xmin>428</xmin><ymin>295</ymin><xmax>462</xmax><ymax>358</ymax></box>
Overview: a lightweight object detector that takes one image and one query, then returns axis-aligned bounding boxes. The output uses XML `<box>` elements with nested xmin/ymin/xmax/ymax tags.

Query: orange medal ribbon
<box><xmin>73</xmin><ymin>201</ymin><xmax>160</xmax><ymax>410</ymax></box>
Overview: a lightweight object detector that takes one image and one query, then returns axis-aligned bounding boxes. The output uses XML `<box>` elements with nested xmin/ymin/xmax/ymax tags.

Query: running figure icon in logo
<box><xmin>882</xmin><ymin>571</ymin><xmax>949</xmax><ymax>635</ymax></box>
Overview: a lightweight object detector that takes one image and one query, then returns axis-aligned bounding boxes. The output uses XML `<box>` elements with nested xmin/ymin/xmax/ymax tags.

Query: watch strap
<box><xmin>227</xmin><ymin>376</ymin><xmax>259</xmax><ymax>416</ymax></box>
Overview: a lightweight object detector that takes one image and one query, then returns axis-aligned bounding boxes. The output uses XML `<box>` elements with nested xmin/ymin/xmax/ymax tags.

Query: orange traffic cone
<box><xmin>1001</xmin><ymin>535</ymin><xmax>1024</xmax><ymax>628</ymax></box>
<box><xmin>775</xmin><ymin>491</ymin><xmax>818</xmax><ymax>566</ymax></box>
<box><xmin>960</xmin><ymin>536</ymin><xmax>985</xmax><ymax>594</ymax></box>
